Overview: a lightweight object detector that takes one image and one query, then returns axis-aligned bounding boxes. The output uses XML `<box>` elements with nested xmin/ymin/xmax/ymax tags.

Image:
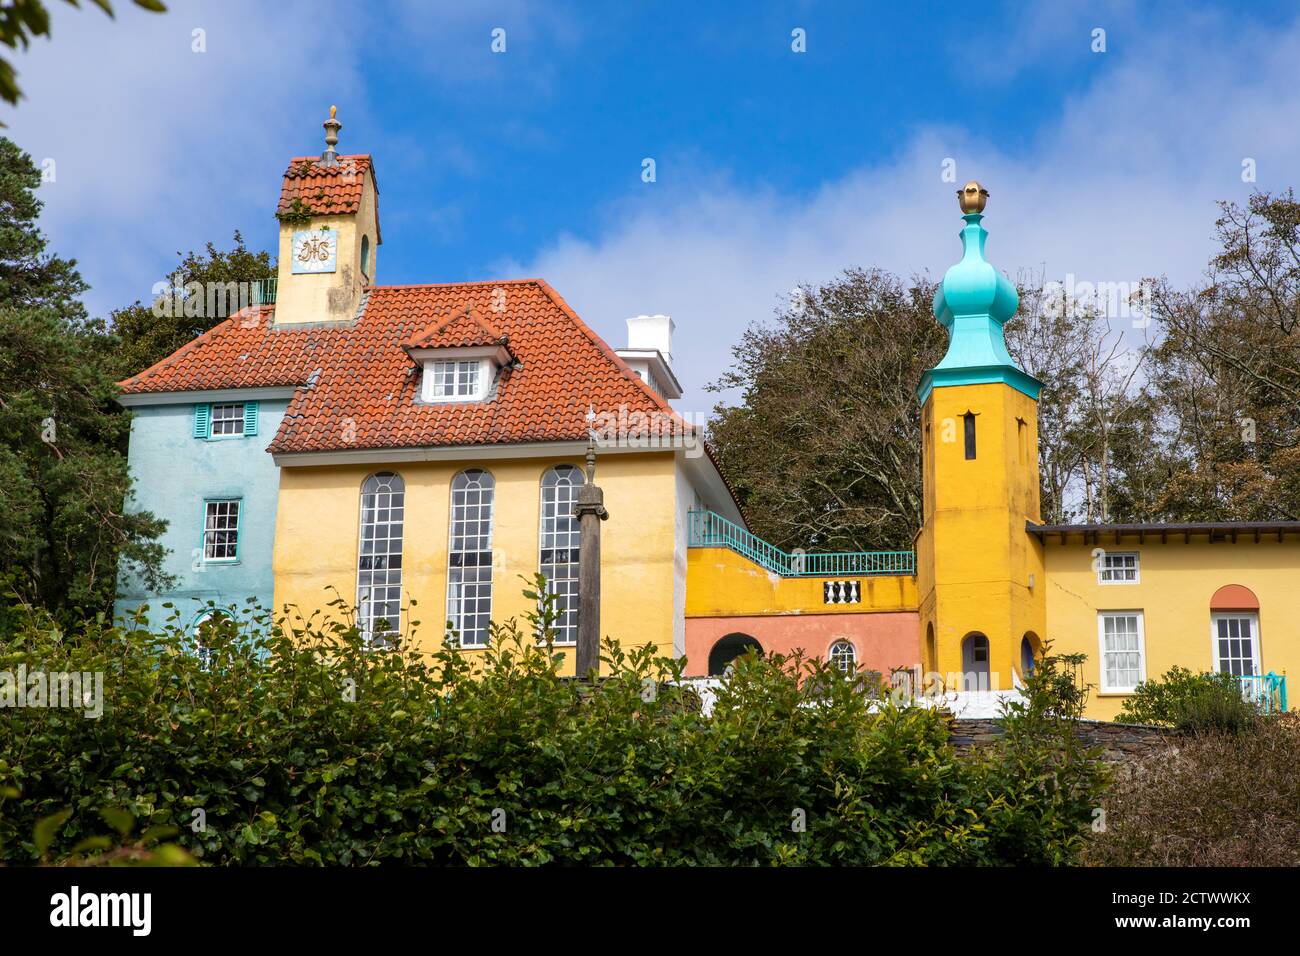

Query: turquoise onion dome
<box><xmin>917</xmin><ymin>182</ymin><xmax>1040</xmax><ymax>404</ymax></box>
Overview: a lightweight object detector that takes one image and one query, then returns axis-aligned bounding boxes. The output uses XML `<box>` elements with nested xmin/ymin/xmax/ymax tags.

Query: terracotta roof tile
<box><xmin>117</xmin><ymin>279</ymin><xmax>688</xmax><ymax>456</ymax></box>
<box><xmin>404</xmin><ymin>307</ymin><xmax>507</xmax><ymax>350</ymax></box>
<box><xmin>277</xmin><ymin>155</ymin><xmax>375</xmax><ymax>224</ymax></box>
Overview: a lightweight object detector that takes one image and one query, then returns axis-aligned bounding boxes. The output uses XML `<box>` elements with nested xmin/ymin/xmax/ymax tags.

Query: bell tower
<box><xmin>915</xmin><ymin>182</ymin><xmax>1045</xmax><ymax>692</ymax></box>
<box><xmin>272</xmin><ymin>106</ymin><xmax>381</xmax><ymax>326</ymax></box>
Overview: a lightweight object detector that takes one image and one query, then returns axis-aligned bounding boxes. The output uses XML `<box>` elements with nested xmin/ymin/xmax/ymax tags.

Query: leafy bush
<box><xmin>1117</xmin><ymin>666</ymin><xmax>1258</xmax><ymax>734</ymax></box>
<box><xmin>0</xmin><ymin>580</ymin><xmax>1107</xmax><ymax>866</ymax></box>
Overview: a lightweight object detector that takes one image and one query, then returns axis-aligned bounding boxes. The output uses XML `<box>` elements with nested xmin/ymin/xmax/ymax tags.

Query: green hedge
<box><xmin>1118</xmin><ymin>666</ymin><xmax>1258</xmax><ymax>734</ymax></box>
<box><xmin>0</xmin><ymin>583</ymin><xmax>1107</xmax><ymax>865</ymax></box>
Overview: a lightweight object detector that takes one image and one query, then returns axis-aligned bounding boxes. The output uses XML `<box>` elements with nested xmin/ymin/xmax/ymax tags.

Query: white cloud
<box><xmin>505</xmin><ymin>12</ymin><xmax>1300</xmax><ymax>411</ymax></box>
<box><xmin>3</xmin><ymin>0</ymin><xmax>362</xmax><ymax>317</ymax></box>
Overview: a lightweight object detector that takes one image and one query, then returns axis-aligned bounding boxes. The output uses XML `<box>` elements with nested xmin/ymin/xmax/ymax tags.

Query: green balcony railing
<box><xmin>251</xmin><ymin>278</ymin><xmax>277</xmax><ymax>305</ymax></box>
<box><xmin>1239</xmin><ymin>672</ymin><xmax>1287</xmax><ymax>713</ymax></box>
<box><xmin>688</xmin><ymin>509</ymin><xmax>914</xmax><ymax>577</ymax></box>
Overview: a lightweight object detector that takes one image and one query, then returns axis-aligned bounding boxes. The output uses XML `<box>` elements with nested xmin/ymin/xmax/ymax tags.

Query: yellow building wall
<box><xmin>685</xmin><ymin>546</ymin><xmax>917</xmax><ymax>617</ymax></box>
<box><xmin>273</xmin><ymin>451</ymin><xmax>679</xmax><ymax>674</ymax></box>
<box><xmin>1044</xmin><ymin>537</ymin><xmax>1300</xmax><ymax>720</ymax></box>
<box><xmin>916</xmin><ymin>382</ymin><xmax>1046</xmax><ymax>689</ymax></box>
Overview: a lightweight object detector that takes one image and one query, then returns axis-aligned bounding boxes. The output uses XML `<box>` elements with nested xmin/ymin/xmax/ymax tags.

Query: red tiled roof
<box><xmin>117</xmin><ymin>279</ymin><xmax>689</xmax><ymax>456</ymax></box>
<box><xmin>277</xmin><ymin>154</ymin><xmax>375</xmax><ymax>223</ymax></box>
<box><xmin>404</xmin><ymin>307</ymin><xmax>507</xmax><ymax>350</ymax></box>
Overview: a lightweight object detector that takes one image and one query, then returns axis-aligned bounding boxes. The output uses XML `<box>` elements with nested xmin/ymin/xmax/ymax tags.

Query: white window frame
<box><xmin>423</xmin><ymin>358</ymin><xmax>490</xmax><ymax>403</ymax></box>
<box><xmin>357</xmin><ymin>472</ymin><xmax>405</xmax><ymax>645</ymax></box>
<box><xmin>538</xmin><ymin>464</ymin><xmax>583</xmax><ymax>646</ymax></box>
<box><xmin>1097</xmin><ymin>550</ymin><xmax>1140</xmax><ymax>585</ymax></box>
<box><xmin>209</xmin><ymin>402</ymin><xmax>246</xmax><ymax>437</ymax></box>
<box><xmin>1210</xmin><ymin>611</ymin><xmax>1261</xmax><ymax>677</ymax></box>
<box><xmin>828</xmin><ymin>640</ymin><xmax>857</xmax><ymax>674</ymax></box>
<box><xmin>447</xmin><ymin>469</ymin><xmax>495</xmax><ymax>647</ymax></box>
<box><xmin>202</xmin><ymin>499</ymin><xmax>241</xmax><ymax>562</ymax></box>
<box><xmin>1098</xmin><ymin>610</ymin><xmax>1146</xmax><ymax>694</ymax></box>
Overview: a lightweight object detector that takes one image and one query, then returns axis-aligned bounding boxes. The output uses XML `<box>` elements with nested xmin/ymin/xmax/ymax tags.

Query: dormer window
<box><xmin>404</xmin><ymin>308</ymin><xmax>515</xmax><ymax>406</ymax></box>
<box><xmin>426</xmin><ymin>359</ymin><xmax>488</xmax><ymax>402</ymax></box>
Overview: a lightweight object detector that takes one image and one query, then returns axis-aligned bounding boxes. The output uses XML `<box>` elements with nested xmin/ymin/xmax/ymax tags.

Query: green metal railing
<box><xmin>687</xmin><ymin>510</ymin><xmax>914</xmax><ymax>577</ymax></box>
<box><xmin>251</xmin><ymin>278</ymin><xmax>277</xmax><ymax>305</ymax></box>
<box><xmin>1239</xmin><ymin>672</ymin><xmax>1287</xmax><ymax>713</ymax></box>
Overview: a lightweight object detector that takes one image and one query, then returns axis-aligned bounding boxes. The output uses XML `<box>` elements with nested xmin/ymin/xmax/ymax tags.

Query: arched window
<box><xmin>360</xmin><ymin>234</ymin><xmax>371</xmax><ymax>279</ymax></box>
<box><xmin>358</xmin><ymin>472</ymin><xmax>404</xmax><ymax>644</ymax></box>
<box><xmin>1209</xmin><ymin>586</ymin><xmax>1261</xmax><ymax>677</ymax></box>
<box><xmin>829</xmin><ymin>640</ymin><xmax>857</xmax><ymax>674</ymax></box>
<box><xmin>448</xmin><ymin>469</ymin><xmax>495</xmax><ymax>647</ymax></box>
<box><xmin>1020</xmin><ymin>633</ymin><xmax>1039</xmax><ymax>677</ymax></box>
<box><xmin>963</xmin><ymin>412</ymin><xmax>977</xmax><ymax>460</ymax></box>
<box><xmin>191</xmin><ymin>609</ymin><xmax>230</xmax><ymax>669</ymax></box>
<box><xmin>539</xmin><ymin>464</ymin><xmax>584</xmax><ymax>644</ymax></box>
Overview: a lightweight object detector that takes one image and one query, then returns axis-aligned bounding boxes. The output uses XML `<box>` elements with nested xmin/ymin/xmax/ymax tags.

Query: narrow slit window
<box><xmin>963</xmin><ymin>412</ymin><xmax>976</xmax><ymax>460</ymax></box>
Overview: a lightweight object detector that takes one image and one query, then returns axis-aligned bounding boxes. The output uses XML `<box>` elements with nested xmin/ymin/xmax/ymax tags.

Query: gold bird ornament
<box><xmin>958</xmin><ymin>181</ymin><xmax>989</xmax><ymax>213</ymax></box>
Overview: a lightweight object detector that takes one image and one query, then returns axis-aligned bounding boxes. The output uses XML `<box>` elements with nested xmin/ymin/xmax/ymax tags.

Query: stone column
<box><xmin>573</xmin><ymin>440</ymin><xmax>608</xmax><ymax>678</ymax></box>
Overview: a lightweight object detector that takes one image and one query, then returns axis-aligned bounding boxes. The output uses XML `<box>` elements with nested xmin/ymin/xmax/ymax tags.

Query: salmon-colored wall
<box><xmin>684</xmin><ymin>612</ymin><xmax>920</xmax><ymax>677</ymax></box>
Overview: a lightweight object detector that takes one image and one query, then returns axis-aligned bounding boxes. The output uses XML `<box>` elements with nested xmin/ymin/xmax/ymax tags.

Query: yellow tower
<box><xmin>915</xmin><ymin>183</ymin><xmax>1045</xmax><ymax>691</ymax></box>
<box><xmin>273</xmin><ymin>106</ymin><xmax>381</xmax><ymax>326</ymax></box>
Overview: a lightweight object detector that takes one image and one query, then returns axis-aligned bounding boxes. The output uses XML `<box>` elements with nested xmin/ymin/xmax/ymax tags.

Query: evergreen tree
<box><xmin>0</xmin><ymin>137</ymin><xmax>168</xmax><ymax>624</ymax></box>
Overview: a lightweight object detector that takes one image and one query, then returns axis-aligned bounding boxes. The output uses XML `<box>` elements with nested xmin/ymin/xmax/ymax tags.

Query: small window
<box><xmin>360</xmin><ymin>234</ymin><xmax>371</xmax><ymax>278</ymax></box>
<box><xmin>1098</xmin><ymin>551</ymin><xmax>1140</xmax><ymax>584</ymax></box>
<box><xmin>426</xmin><ymin>359</ymin><xmax>486</xmax><ymax>402</ymax></box>
<box><xmin>1017</xmin><ymin>418</ymin><xmax>1028</xmax><ymax>466</ymax></box>
<box><xmin>828</xmin><ymin>640</ymin><xmax>857</xmax><ymax>674</ymax></box>
<box><xmin>210</xmin><ymin>403</ymin><xmax>245</xmax><ymax>436</ymax></box>
<box><xmin>202</xmin><ymin>499</ymin><xmax>241</xmax><ymax>561</ymax></box>
<box><xmin>1099</xmin><ymin>611</ymin><xmax>1145</xmax><ymax>693</ymax></box>
<box><xmin>963</xmin><ymin>412</ymin><xmax>976</xmax><ymax>460</ymax></box>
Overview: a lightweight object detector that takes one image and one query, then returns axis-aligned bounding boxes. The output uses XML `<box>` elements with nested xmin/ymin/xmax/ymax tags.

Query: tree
<box><xmin>1144</xmin><ymin>191</ymin><xmax>1300</xmax><ymax>521</ymax></box>
<box><xmin>107</xmin><ymin>232</ymin><xmax>274</xmax><ymax>380</ymax></box>
<box><xmin>0</xmin><ymin>0</ymin><xmax>166</xmax><ymax>110</ymax></box>
<box><xmin>0</xmin><ymin>137</ymin><xmax>168</xmax><ymax>623</ymax></box>
<box><xmin>707</xmin><ymin>269</ymin><xmax>944</xmax><ymax>552</ymax></box>
<box><xmin>0</xmin><ymin>137</ymin><xmax>86</xmax><ymax>318</ymax></box>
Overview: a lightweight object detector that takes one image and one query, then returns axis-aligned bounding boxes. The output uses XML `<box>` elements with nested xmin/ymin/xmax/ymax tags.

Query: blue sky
<box><xmin>7</xmin><ymin>0</ymin><xmax>1300</xmax><ymax>409</ymax></box>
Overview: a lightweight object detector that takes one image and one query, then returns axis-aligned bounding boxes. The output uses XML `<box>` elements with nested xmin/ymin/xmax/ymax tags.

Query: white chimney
<box><xmin>616</xmin><ymin>314</ymin><xmax>682</xmax><ymax>399</ymax></box>
<box><xmin>626</xmin><ymin>314</ymin><xmax>674</xmax><ymax>367</ymax></box>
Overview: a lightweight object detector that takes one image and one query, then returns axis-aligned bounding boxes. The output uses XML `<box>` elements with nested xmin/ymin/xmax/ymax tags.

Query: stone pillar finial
<box><xmin>322</xmin><ymin>105</ymin><xmax>342</xmax><ymax>167</ymax></box>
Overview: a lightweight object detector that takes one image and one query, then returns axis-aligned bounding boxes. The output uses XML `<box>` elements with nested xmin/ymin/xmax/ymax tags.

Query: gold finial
<box><xmin>330</xmin><ymin>104</ymin><xmax>337</xmax><ymax>119</ymax></box>
<box><xmin>958</xmin><ymin>180</ymin><xmax>989</xmax><ymax>214</ymax></box>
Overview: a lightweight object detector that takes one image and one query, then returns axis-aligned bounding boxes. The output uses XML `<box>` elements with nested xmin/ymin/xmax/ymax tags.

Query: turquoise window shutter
<box><xmin>193</xmin><ymin>403</ymin><xmax>211</xmax><ymax>439</ymax></box>
<box><xmin>243</xmin><ymin>401</ymin><xmax>259</xmax><ymax>436</ymax></box>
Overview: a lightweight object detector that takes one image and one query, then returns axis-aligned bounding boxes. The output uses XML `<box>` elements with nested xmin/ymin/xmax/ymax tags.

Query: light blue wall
<box><xmin>114</xmin><ymin>398</ymin><xmax>287</xmax><ymax>630</ymax></box>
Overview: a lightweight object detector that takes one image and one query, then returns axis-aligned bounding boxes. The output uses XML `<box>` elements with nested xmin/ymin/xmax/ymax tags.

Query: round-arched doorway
<box><xmin>708</xmin><ymin>633</ymin><xmax>763</xmax><ymax>676</ymax></box>
<box><xmin>961</xmin><ymin>632</ymin><xmax>990</xmax><ymax>691</ymax></box>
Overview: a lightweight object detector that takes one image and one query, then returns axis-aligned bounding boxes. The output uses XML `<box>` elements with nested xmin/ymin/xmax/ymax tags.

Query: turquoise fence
<box><xmin>251</xmin><ymin>278</ymin><xmax>277</xmax><ymax>305</ymax></box>
<box><xmin>687</xmin><ymin>510</ymin><xmax>915</xmax><ymax>577</ymax></box>
<box><xmin>1238</xmin><ymin>672</ymin><xmax>1288</xmax><ymax>713</ymax></box>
